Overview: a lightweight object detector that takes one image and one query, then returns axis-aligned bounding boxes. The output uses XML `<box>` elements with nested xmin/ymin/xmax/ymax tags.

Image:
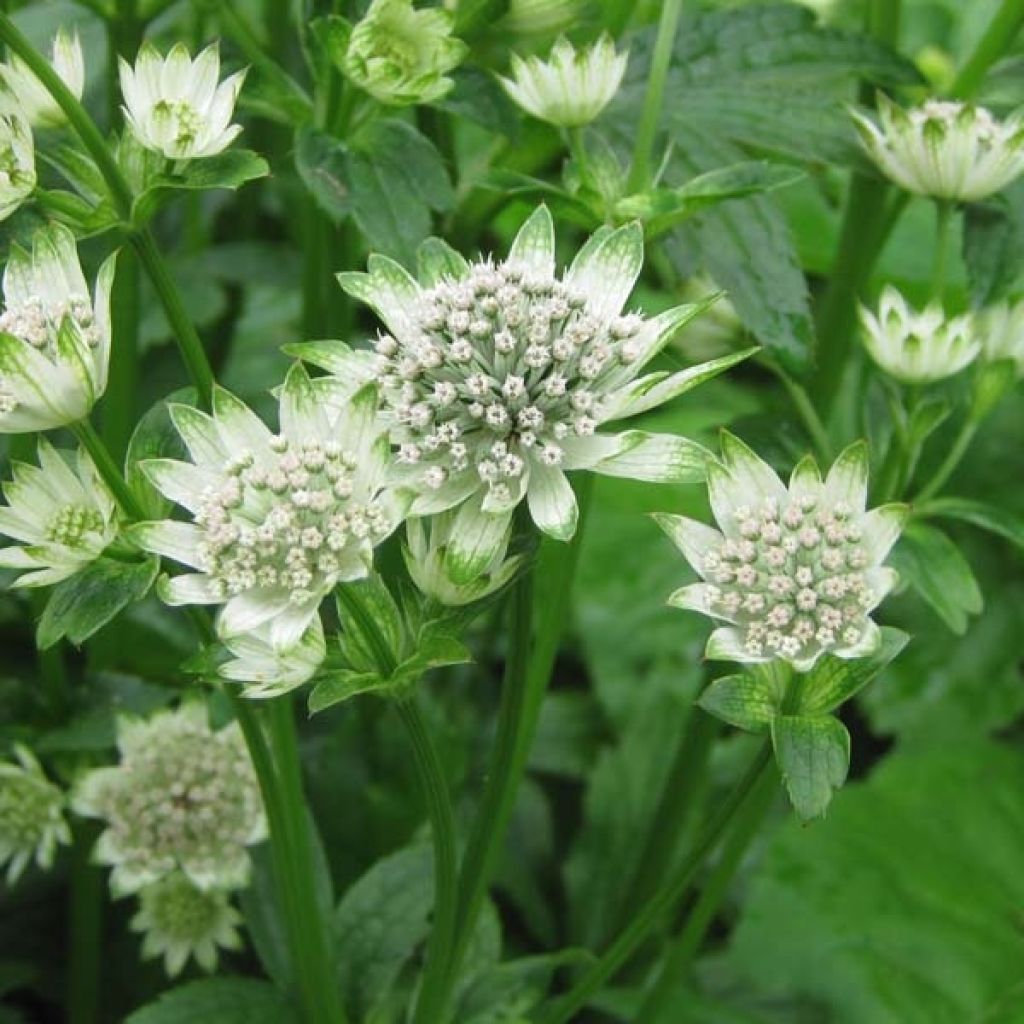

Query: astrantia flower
<box><xmin>330</xmin><ymin>205</ymin><xmax>746</xmax><ymax>582</ymax></box>
<box><xmin>219</xmin><ymin>618</ymin><xmax>326</xmax><ymax>698</ymax></box>
<box><xmin>0</xmin><ymin>28</ymin><xmax>84</xmax><ymax>128</ymax></box>
<box><xmin>852</xmin><ymin>96</ymin><xmax>1024</xmax><ymax>202</ymax></box>
<box><xmin>343</xmin><ymin>0</ymin><xmax>467</xmax><ymax>106</ymax></box>
<box><xmin>131</xmin><ymin>872</ymin><xmax>243</xmax><ymax>977</ymax></box>
<box><xmin>0</xmin><ymin>440</ymin><xmax>117</xmax><ymax>586</ymax></box>
<box><xmin>0</xmin><ymin>113</ymin><xmax>35</xmax><ymax>222</ymax></box>
<box><xmin>0</xmin><ymin>745</ymin><xmax>70</xmax><ymax>883</ymax></box>
<box><xmin>73</xmin><ymin>704</ymin><xmax>265</xmax><ymax>895</ymax></box>
<box><xmin>499</xmin><ymin>36</ymin><xmax>627</xmax><ymax>128</ymax></box>
<box><xmin>977</xmin><ymin>298</ymin><xmax>1024</xmax><ymax>375</ymax></box>
<box><xmin>656</xmin><ymin>434</ymin><xmax>906</xmax><ymax>671</ymax></box>
<box><xmin>0</xmin><ymin>223</ymin><xmax>115</xmax><ymax>432</ymax></box>
<box><xmin>860</xmin><ymin>286</ymin><xmax>979</xmax><ymax>384</ymax></box>
<box><xmin>119</xmin><ymin>43</ymin><xmax>246</xmax><ymax>160</ymax></box>
<box><xmin>133</xmin><ymin>369</ymin><xmax>398</xmax><ymax>650</ymax></box>
<box><xmin>404</xmin><ymin>511</ymin><xmax>524</xmax><ymax>606</ymax></box>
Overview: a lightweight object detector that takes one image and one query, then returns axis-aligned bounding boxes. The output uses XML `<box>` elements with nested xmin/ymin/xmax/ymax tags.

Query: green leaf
<box><xmin>890</xmin><ymin>522</ymin><xmax>984</xmax><ymax>634</ymax></box>
<box><xmin>915</xmin><ymin>497</ymin><xmax>1024</xmax><ymax>553</ymax></box>
<box><xmin>39</xmin><ymin>145</ymin><xmax>107</xmax><ymax>205</ymax></box>
<box><xmin>436</xmin><ymin>67</ymin><xmax>520</xmax><ymax>138</ymax></box>
<box><xmin>771</xmin><ymin>714</ymin><xmax>850</xmax><ymax>821</ymax></box>
<box><xmin>308</xmin><ymin>668</ymin><xmax>388</xmax><ymax>713</ymax></box>
<box><xmin>124</xmin><ymin>978</ymin><xmax>296</xmax><ymax>1024</ymax></box>
<box><xmin>36</xmin><ymin>556</ymin><xmax>160</xmax><ymax>650</ymax></box>
<box><xmin>295</xmin><ymin>127</ymin><xmax>350</xmax><ymax>221</ymax></box>
<box><xmin>698</xmin><ymin>670</ymin><xmax>785</xmax><ymax>733</ymax></box>
<box><xmin>963</xmin><ymin>181</ymin><xmax>1024</xmax><ymax>304</ymax></box>
<box><xmin>335</xmin><ymin>576</ymin><xmax>405</xmax><ymax>674</ymax></box>
<box><xmin>125</xmin><ymin>388</ymin><xmax>195</xmax><ymax>519</ymax></box>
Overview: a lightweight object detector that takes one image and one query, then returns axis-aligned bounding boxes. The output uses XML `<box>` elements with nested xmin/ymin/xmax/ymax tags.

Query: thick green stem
<box><xmin>929</xmin><ymin>201</ymin><xmax>953</xmax><ymax>300</ymax></box>
<box><xmin>914</xmin><ymin>418</ymin><xmax>979</xmax><ymax>501</ymax></box>
<box><xmin>72</xmin><ymin>420</ymin><xmax>145</xmax><ymax>520</ymax></box>
<box><xmin>102</xmin><ymin>246</ymin><xmax>140</xmax><ymax>459</ymax></box>
<box><xmin>67</xmin><ymin>822</ymin><xmax>102</xmax><ymax>1024</ymax></box>
<box><xmin>950</xmin><ymin>0</ymin><xmax>1024</xmax><ymax>98</ymax></box>
<box><xmin>400</xmin><ymin>700</ymin><xmax>460</xmax><ymax>1024</ymax></box>
<box><xmin>627</xmin><ymin>0</ymin><xmax>684</xmax><ymax>192</ymax></box>
<box><xmin>536</xmin><ymin>743</ymin><xmax>774</xmax><ymax>1024</ymax></box>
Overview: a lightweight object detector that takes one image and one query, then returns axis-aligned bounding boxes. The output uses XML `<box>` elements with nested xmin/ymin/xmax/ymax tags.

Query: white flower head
<box><xmin>977</xmin><ymin>298</ymin><xmax>1024</xmax><ymax>376</ymax></box>
<box><xmin>119</xmin><ymin>42</ymin><xmax>246</xmax><ymax>160</ymax></box>
<box><xmin>0</xmin><ymin>113</ymin><xmax>34</xmax><ymax>222</ymax></box>
<box><xmin>657</xmin><ymin>434</ymin><xmax>907</xmax><ymax>671</ymax></box>
<box><xmin>0</xmin><ymin>223</ymin><xmax>115</xmax><ymax>432</ymax></box>
<box><xmin>73</xmin><ymin>704</ymin><xmax>265</xmax><ymax>895</ymax></box>
<box><xmin>859</xmin><ymin>285</ymin><xmax>979</xmax><ymax>384</ymax></box>
<box><xmin>404</xmin><ymin>511</ymin><xmax>524</xmax><ymax>606</ymax></box>
<box><xmin>328</xmin><ymin>205</ymin><xmax>748</xmax><ymax>584</ymax></box>
<box><xmin>0</xmin><ymin>440</ymin><xmax>117</xmax><ymax>587</ymax></box>
<box><xmin>219</xmin><ymin>617</ymin><xmax>326</xmax><ymax>699</ymax></box>
<box><xmin>133</xmin><ymin>369</ymin><xmax>399</xmax><ymax>651</ymax></box>
<box><xmin>852</xmin><ymin>96</ymin><xmax>1024</xmax><ymax>202</ymax></box>
<box><xmin>131</xmin><ymin>872</ymin><xmax>243</xmax><ymax>977</ymax></box>
<box><xmin>0</xmin><ymin>28</ymin><xmax>84</xmax><ymax>128</ymax></box>
<box><xmin>499</xmin><ymin>35</ymin><xmax>627</xmax><ymax>128</ymax></box>
<box><xmin>0</xmin><ymin>744</ymin><xmax>70</xmax><ymax>884</ymax></box>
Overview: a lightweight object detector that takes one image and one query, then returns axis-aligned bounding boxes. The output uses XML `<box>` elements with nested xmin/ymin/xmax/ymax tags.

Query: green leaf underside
<box><xmin>771</xmin><ymin>713</ymin><xmax>850</xmax><ymax>820</ymax></box>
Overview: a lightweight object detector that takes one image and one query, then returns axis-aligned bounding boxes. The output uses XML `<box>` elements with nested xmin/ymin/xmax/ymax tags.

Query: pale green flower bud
<box><xmin>859</xmin><ymin>286</ymin><xmax>979</xmax><ymax>384</ymax></box>
<box><xmin>977</xmin><ymin>298</ymin><xmax>1024</xmax><ymax>376</ymax></box>
<box><xmin>0</xmin><ymin>745</ymin><xmax>70</xmax><ymax>884</ymax></box>
<box><xmin>343</xmin><ymin>0</ymin><xmax>468</xmax><ymax>106</ymax></box>
<box><xmin>131</xmin><ymin>872</ymin><xmax>244</xmax><ymax>977</ymax></box>
<box><xmin>499</xmin><ymin>35</ymin><xmax>627</xmax><ymax>128</ymax></box>
<box><xmin>0</xmin><ymin>28</ymin><xmax>84</xmax><ymax>128</ymax></box>
<box><xmin>500</xmin><ymin>0</ymin><xmax>581</xmax><ymax>39</ymax></box>
<box><xmin>219</xmin><ymin>618</ymin><xmax>327</xmax><ymax>699</ymax></box>
<box><xmin>0</xmin><ymin>113</ymin><xmax>34</xmax><ymax>221</ymax></box>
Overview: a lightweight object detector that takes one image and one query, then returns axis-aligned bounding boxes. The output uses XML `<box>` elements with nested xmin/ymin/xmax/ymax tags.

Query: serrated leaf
<box><xmin>915</xmin><ymin>497</ymin><xmax>1024</xmax><ymax>553</ymax></box>
<box><xmin>771</xmin><ymin>714</ymin><xmax>850</xmax><ymax>821</ymax></box>
<box><xmin>436</xmin><ymin>67</ymin><xmax>520</xmax><ymax>138</ymax></box>
<box><xmin>124</xmin><ymin>978</ymin><xmax>296</xmax><ymax>1024</ymax></box>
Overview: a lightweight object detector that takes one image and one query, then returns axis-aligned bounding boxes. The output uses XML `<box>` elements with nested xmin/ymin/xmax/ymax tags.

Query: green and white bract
<box><xmin>499</xmin><ymin>35</ymin><xmax>627</xmax><ymax>128</ymax></box>
<box><xmin>131</xmin><ymin>872</ymin><xmax>243</xmax><ymax>977</ymax></box>
<box><xmin>852</xmin><ymin>97</ymin><xmax>1024</xmax><ymax>202</ymax></box>
<box><xmin>0</xmin><ymin>440</ymin><xmax>117</xmax><ymax>587</ymax></box>
<box><xmin>134</xmin><ymin>368</ymin><xmax>397</xmax><ymax>650</ymax></box>
<box><xmin>656</xmin><ymin>434</ymin><xmax>906</xmax><ymax>671</ymax></box>
<box><xmin>0</xmin><ymin>28</ymin><xmax>84</xmax><ymax>128</ymax></box>
<box><xmin>72</xmin><ymin>704</ymin><xmax>265</xmax><ymax>895</ymax></box>
<box><xmin>859</xmin><ymin>286</ymin><xmax>979</xmax><ymax>384</ymax></box>
<box><xmin>0</xmin><ymin>223</ymin><xmax>115</xmax><ymax>432</ymax></box>
<box><xmin>343</xmin><ymin>0</ymin><xmax>467</xmax><ymax>106</ymax></box>
<box><xmin>119</xmin><ymin>43</ymin><xmax>246</xmax><ymax>160</ymax></box>
<box><xmin>334</xmin><ymin>206</ymin><xmax>746</xmax><ymax>583</ymax></box>
<box><xmin>977</xmin><ymin>298</ymin><xmax>1024</xmax><ymax>376</ymax></box>
<box><xmin>219</xmin><ymin>618</ymin><xmax>326</xmax><ymax>698</ymax></box>
<box><xmin>0</xmin><ymin>744</ymin><xmax>70</xmax><ymax>884</ymax></box>
<box><xmin>0</xmin><ymin>112</ymin><xmax>33</xmax><ymax>222</ymax></box>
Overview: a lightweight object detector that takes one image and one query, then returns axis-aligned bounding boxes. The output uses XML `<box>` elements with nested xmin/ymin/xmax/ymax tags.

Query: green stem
<box><xmin>400</xmin><ymin>699</ymin><xmax>460</xmax><ymax>1024</ymax></box>
<box><xmin>929</xmin><ymin>201</ymin><xmax>953</xmax><ymax>300</ymax></box>
<box><xmin>771</xmin><ymin>363</ymin><xmax>833</xmax><ymax>462</ymax></box>
<box><xmin>950</xmin><ymin>0</ymin><xmax>1024</xmax><ymax>98</ymax></box>
<box><xmin>535</xmin><ymin>742</ymin><xmax>774</xmax><ymax>1024</ymax></box>
<box><xmin>914</xmin><ymin>418</ymin><xmax>979</xmax><ymax>501</ymax></box>
<box><xmin>67</xmin><ymin>822</ymin><xmax>102</xmax><ymax>1024</ymax></box>
<box><xmin>636</xmin><ymin>766</ymin><xmax>776</xmax><ymax>1023</ymax></box>
<box><xmin>627</xmin><ymin>0</ymin><xmax>684</xmax><ymax>193</ymax></box>
<box><xmin>71</xmin><ymin>420</ymin><xmax>145</xmax><ymax>520</ymax></box>
<box><xmin>101</xmin><ymin>246</ymin><xmax>140</xmax><ymax>459</ymax></box>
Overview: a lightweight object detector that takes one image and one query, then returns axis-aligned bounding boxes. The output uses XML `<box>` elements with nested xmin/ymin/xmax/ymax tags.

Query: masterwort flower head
<box><xmin>219</xmin><ymin>618</ymin><xmax>326</xmax><ymax>698</ymax></box>
<box><xmin>0</xmin><ymin>744</ymin><xmax>70</xmax><ymax>884</ymax></box>
<box><xmin>343</xmin><ymin>0</ymin><xmax>467</xmax><ymax>106</ymax></box>
<box><xmin>977</xmin><ymin>298</ymin><xmax>1024</xmax><ymax>376</ymax></box>
<box><xmin>0</xmin><ymin>28</ymin><xmax>84</xmax><ymax>128</ymax></box>
<box><xmin>133</xmin><ymin>368</ymin><xmax>398</xmax><ymax>650</ymax></box>
<box><xmin>0</xmin><ymin>223</ymin><xmax>115</xmax><ymax>432</ymax></box>
<box><xmin>119</xmin><ymin>42</ymin><xmax>246</xmax><ymax>160</ymax></box>
<box><xmin>404</xmin><ymin>511</ymin><xmax>524</xmax><ymax>606</ymax></box>
<box><xmin>0</xmin><ymin>113</ymin><xmax>35</xmax><ymax>222</ymax></box>
<box><xmin>860</xmin><ymin>285</ymin><xmax>979</xmax><ymax>384</ymax></box>
<box><xmin>73</xmin><ymin>704</ymin><xmax>265</xmax><ymax>895</ymax></box>
<box><xmin>852</xmin><ymin>96</ymin><xmax>1024</xmax><ymax>202</ymax></box>
<box><xmin>330</xmin><ymin>205</ymin><xmax>748</xmax><ymax>582</ymax></box>
<box><xmin>0</xmin><ymin>440</ymin><xmax>117</xmax><ymax>587</ymax></box>
<box><xmin>131</xmin><ymin>872</ymin><xmax>243</xmax><ymax>977</ymax></box>
<box><xmin>656</xmin><ymin>434</ymin><xmax>906</xmax><ymax>671</ymax></box>
<box><xmin>499</xmin><ymin>35</ymin><xmax>627</xmax><ymax>128</ymax></box>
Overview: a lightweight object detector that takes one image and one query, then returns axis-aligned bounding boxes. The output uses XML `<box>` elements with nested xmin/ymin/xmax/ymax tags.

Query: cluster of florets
<box><xmin>374</xmin><ymin>259</ymin><xmax>643</xmax><ymax>504</ymax></box>
<box><xmin>702</xmin><ymin>495</ymin><xmax>875</xmax><ymax>661</ymax></box>
<box><xmin>0</xmin><ymin>746</ymin><xmax>70</xmax><ymax>883</ymax></box>
<box><xmin>193</xmin><ymin>435</ymin><xmax>391</xmax><ymax>607</ymax></box>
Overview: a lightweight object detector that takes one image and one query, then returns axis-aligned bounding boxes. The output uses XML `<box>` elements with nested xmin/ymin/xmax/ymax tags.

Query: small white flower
<box><xmin>0</xmin><ymin>28</ymin><xmax>84</xmax><ymax>128</ymax></box>
<box><xmin>0</xmin><ymin>113</ymin><xmax>35</xmax><ymax>222</ymax></box>
<box><xmin>73</xmin><ymin>704</ymin><xmax>266</xmax><ymax>895</ymax></box>
<box><xmin>0</xmin><ymin>744</ymin><xmax>70</xmax><ymax>884</ymax></box>
<box><xmin>0</xmin><ymin>223</ymin><xmax>115</xmax><ymax>432</ymax></box>
<box><xmin>131</xmin><ymin>871</ymin><xmax>243</xmax><ymax>977</ymax></box>
<box><xmin>657</xmin><ymin>434</ymin><xmax>906</xmax><ymax>671</ymax></box>
<box><xmin>404</xmin><ymin>511</ymin><xmax>523</xmax><ymax>606</ymax></box>
<box><xmin>976</xmin><ymin>298</ymin><xmax>1024</xmax><ymax>376</ymax></box>
<box><xmin>852</xmin><ymin>96</ymin><xmax>1024</xmax><ymax>202</ymax></box>
<box><xmin>132</xmin><ymin>369</ymin><xmax>400</xmax><ymax>651</ymax></box>
<box><xmin>328</xmin><ymin>205</ymin><xmax>749</xmax><ymax>584</ymax></box>
<box><xmin>119</xmin><ymin>42</ymin><xmax>246</xmax><ymax>160</ymax></box>
<box><xmin>499</xmin><ymin>35</ymin><xmax>627</xmax><ymax>128</ymax></box>
<box><xmin>219</xmin><ymin>618</ymin><xmax>327</xmax><ymax>698</ymax></box>
<box><xmin>859</xmin><ymin>285</ymin><xmax>979</xmax><ymax>384</ymax></box>
<box><xmin>0</xmin><ymin>440</ymin><xmax>117</xmax><ymax>587</ymax></box>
